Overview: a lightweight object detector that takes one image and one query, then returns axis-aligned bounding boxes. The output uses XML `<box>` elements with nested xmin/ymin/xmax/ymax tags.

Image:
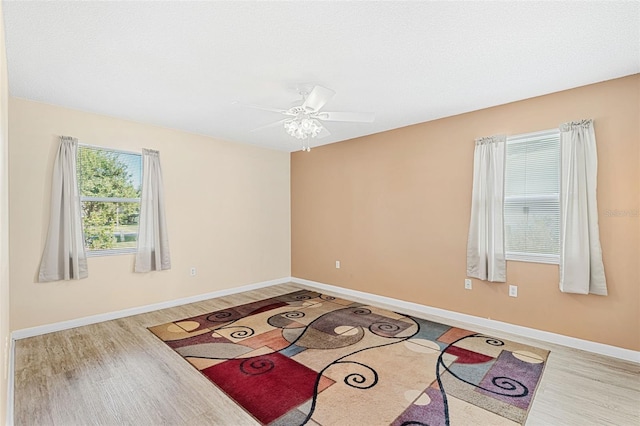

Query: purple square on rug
<box><xmin>477</xmin><ymin>350</ymin><xmax>545</xmax><ymax>409</ymax></box>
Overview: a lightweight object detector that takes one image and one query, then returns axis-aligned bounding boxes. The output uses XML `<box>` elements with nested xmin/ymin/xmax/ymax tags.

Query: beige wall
<box><xmin>292</xmin><ymin>75</ymin><xmax>640</xmax><ymax>351</ymax></box>
<box><xmin>9</xmin><ymin>98</ymin><xmax>290</xmax><ymax>331</ymax></box>
<box><xmin>1</xmin><ymin>2</ymin><xmax>10</xmax><ymax>421</ymax></box>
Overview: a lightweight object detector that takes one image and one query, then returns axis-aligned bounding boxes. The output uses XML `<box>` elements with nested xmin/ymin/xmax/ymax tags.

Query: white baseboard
<box><xmin>11</xmin><ymin>277</ymin><xmax>291</xmax><ymax>340</ymax></box>
<box><xmin>292</xmin><ymin>277</ymin><xmax>640</xmax><ymax>364</ymax></box>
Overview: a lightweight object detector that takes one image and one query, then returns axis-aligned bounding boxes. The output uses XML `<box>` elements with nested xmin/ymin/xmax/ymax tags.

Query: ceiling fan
<box><xmin>238</xmin><ymin>85</ymin><xmax>374</xmax><ymax>151</ymax></box>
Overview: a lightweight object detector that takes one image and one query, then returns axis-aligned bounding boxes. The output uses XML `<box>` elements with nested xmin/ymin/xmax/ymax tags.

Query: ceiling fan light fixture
<box><xmin>284</xmin><ymin>117</ymin><xmax>322</xmax><ymax>140</ymax></box>
<box><xmin>242</xmin><ymin>85</ymin><xmax>374</xmax><ymax>152</ymax></box>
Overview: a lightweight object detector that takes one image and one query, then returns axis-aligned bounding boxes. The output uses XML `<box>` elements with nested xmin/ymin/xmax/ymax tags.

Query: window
<box><xmin>78</xmin><ymin>145</ymin><xmax>142</xmax><ymax>256</ymax></box>
<box><xmin>504</xmin><ymin>130</ymin><xmax>560</xmax><ymax>264</ymax></box>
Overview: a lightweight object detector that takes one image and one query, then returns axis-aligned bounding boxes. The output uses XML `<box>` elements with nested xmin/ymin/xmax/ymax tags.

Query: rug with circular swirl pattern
<box><xmin>149</xmin><ymin>289</ymin><xmax>549</xmax><ymax>425</ymax></box>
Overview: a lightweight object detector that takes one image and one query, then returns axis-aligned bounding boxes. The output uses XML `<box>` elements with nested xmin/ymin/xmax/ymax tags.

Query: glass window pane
<box><xmin>78</xmin><ymin>147</ymin><xmax>142</xmax><ymax>198</ymax></box>
<box><xmin>505</xmin><ymin>199</ymin><xmax>560</xmax><ymax>255</ymax></box>
<box><xmin>81</xmin><ymin>201</ymin><xmax>139</xmax><ymax>251</ymax></box>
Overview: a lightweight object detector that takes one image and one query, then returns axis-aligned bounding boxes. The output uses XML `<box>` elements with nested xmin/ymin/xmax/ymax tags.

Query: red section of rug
<box><xmin>202</xmin><ymin>352</ymin><xmax>318</xmax><ymax>424</ymax></box>
<box><xmin>444</xmin><ymin>345</ymin><xmax>494</xmax><ymax>364</ymax></box>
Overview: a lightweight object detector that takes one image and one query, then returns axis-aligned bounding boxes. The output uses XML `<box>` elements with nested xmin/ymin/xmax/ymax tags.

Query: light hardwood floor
<box><xmin>13</xmin><ymin>283</ymin><xmax>640</xmax><ymax>425</ymax></box>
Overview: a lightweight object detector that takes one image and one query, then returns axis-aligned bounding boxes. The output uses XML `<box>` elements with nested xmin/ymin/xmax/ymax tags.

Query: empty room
<box><xmin>0</xmin><ymin>1</ymin><xmax>638</xmax><ymax>425</ymax></box>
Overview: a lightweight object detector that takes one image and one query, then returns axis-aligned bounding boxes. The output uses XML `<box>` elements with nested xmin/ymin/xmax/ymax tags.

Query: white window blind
<box><xmin>504</xmin><ymin>129</ymin><xmax>560</xmax><ymax>264</ymax></box>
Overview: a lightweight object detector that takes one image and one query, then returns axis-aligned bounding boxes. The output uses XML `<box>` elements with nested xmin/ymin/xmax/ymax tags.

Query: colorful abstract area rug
<box><xmin>149</xmin><ymin>290</ymin><xmax>549</xmax><ymax>425</ymax></box>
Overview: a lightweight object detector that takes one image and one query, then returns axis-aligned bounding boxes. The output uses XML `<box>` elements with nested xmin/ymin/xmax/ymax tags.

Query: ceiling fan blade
<box><xmin>232</xmin><ymin>101</ymin><xmax>288</xmax><ymax>114</ymax></box>
<box><xmin>316</xmin><ymin>127</ymin><xmax>331</xmax><ymax>139</ymax></box>
<box><xmin>316</xmin><ymin>111</ymin><xmax>375</xmax><ymax>123</ymax></box>
<box><xmin>302</xmin><ymin>86</ymin><xmax>336</xmax><ymax>112</ymax></box>
<box><xmin>250</xmin><ymin>119</ymin><xmax>287</xmax><ymax>132</ymax></box>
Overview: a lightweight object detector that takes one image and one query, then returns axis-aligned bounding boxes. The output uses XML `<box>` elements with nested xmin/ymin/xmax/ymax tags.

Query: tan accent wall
<box><xmin>0</xmin><ymin>2</ymin><xmax>10</xmax><ymax>421</ymax></box>
<box><xmin>9</xmin><ymin>98</ymin><xmax>291</xmax><ymax>330</ymax></box>
<box><xmin>292</xmin><ymin>75</ymin><xmax>640</xmax><ymax>351</ymax></box>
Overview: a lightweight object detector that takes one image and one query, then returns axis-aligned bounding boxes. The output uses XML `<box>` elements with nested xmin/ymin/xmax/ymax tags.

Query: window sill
<box><xmin>87</xmin><ymin>249</ymin><xmax>136</xmax><ymax>257</ymax></box>
<box><xmin>506</xmin><ymin>253</ymin><xmax>559</xmax><ymax>265</ymax></box>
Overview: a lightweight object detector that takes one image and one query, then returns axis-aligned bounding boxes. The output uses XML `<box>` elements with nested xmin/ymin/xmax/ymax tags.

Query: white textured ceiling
<box><xmin>3</xmin><ymin>1</ymin><xmax>639</xmax><ymax>152</ymax></box>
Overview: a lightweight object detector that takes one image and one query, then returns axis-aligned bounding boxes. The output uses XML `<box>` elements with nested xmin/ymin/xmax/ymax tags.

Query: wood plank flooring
<box><xmin>13</xmin><ymin>283</ymin><xmax>640</xmax><ymax>425</ymax></box>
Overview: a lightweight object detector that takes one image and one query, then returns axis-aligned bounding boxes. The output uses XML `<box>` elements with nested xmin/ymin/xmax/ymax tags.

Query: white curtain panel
<box><xmin>559</xmin><ymin>120</ymin><xmax>607</xmax><ymax>295</ymax></box>
<box><xmin>135</xmin><ymin>148</ymin><xmax>171</xmax><ymax>272</ymax></box>
<box><xmin>38</xmin><ymin>136</ymin><xmax>88</xmax><ymax>282</ymax></box>
<box><xmin>466</xmin><ymin>135</ymin><xmax>506</xmax><ymax>282</ymax></box>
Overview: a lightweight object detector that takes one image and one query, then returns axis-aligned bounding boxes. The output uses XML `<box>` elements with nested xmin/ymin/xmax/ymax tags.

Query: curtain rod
<box><xmin>505</xmin><ymin>128</ymin><xmax>559</xmax><ymax>141</ymax></box>
<box><xmin>474</xmin><ymin>128</ymin><xmax>558</xmax><ymax>143</ymax></box>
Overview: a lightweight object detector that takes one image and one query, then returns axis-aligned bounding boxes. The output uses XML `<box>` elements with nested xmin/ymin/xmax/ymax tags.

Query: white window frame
<box><xmin>504</xmin><ymin>129</ymin><xmax>560</xmax><ymax>265</ymax></box>
<box><xmin>78</xmin><ymin>144</ymin><xmax>142</xmax><ymax>257</ymax></box>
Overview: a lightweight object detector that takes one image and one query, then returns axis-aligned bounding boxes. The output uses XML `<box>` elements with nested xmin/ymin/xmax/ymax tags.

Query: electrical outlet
<box><xmin>335</xmin><ymin>260</ymin><xmax>341</xmax><ymax>269</ymax></box>
<box><xmin>190</xmin><ymin>267</ymin><xmax>197</xmax><ymax>276</ymax></box>
<box><xmin>464</xmin><ymin>279</ymin><xmax>472</xmax><ymax>290</ymax></box>
<box><xmin>509</xmin><ymin>285</ymin><xmax>518</xmax><ymax>297</ymax></box>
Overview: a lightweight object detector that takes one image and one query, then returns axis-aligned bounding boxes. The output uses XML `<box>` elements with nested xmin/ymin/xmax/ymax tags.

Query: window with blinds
<box><xmin>504</xmin><ymin>129</ymin><xmax>560</xmax><ymax>264</ymax></box>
